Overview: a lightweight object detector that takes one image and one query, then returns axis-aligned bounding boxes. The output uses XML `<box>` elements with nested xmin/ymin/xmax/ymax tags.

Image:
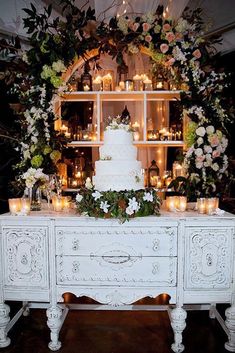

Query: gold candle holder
<box><xmin>197</xmin><ymin>198</ymin><xmax>206</xmax><ymax>214</ymax></box>
<box><xmin>52</xmin><ymin>196</ymin><xmax>63</xmax><ymax>212</ymax></box>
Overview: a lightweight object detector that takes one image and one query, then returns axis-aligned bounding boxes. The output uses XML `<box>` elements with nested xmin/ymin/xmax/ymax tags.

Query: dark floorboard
<box><xmin>1</xmin><ymin>304</ymin><xmax>230</xmax><ymax>353</ymax></box>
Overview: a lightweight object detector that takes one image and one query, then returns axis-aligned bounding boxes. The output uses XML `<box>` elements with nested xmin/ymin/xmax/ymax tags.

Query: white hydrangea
<box><xmin>76</xmin><ymin>193</ymin><xmax>83</xmax><ymax>203</ymax></box>
<box><xmin>204</xmin><ymin>145</ymin><xmax>212</xmax><ymax>154</ymax></box>
<box><xmin>212</xmin><ymin>163</ymin><xmax>219</xmax><ymax>171</ymax></box>
<box><xmin>195</xmin><ymin>148</ymin><xmax>203</xmax><ymax>156</ymax></box>
<box><xmin>143</xmin><ymin>192</ymin><xmax>153</xmax><ymax>202</ymax></box>
<box><xmin>197</xmin><ymin>137</ymin><xmax>203</xmax><ymax>146</ymax></box>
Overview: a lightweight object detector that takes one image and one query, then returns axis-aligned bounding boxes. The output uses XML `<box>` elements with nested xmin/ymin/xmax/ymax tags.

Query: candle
<box><xmin>83</xmin><ymin>84</ymin><xmax>90</xmax><ymax>91</ymax></box>
<box><xmin>197</xmin><ymin>198</ymin><xmax>206</xmax><ymax>214</ymax></box>
<box><xmin>133</xmin><ymin>131</ymin><xmax>140</xmax><ymax>141</ymax></box>
<box><xmin>133</xmin><ymin>74</ymin><xmax>143</xmax><ymax>91</ymax></box>
<box><xmin>93</xmin><ymin>75</ymin><xmax>103</xmax><ymax>91</ymax></box>
<box><xmin>52</xmin><ymin>196</ymin><xmax>63</xmax><ymax>212</ymax></box>
<box><xmin>115</xmin><ymin>85</ymin><xmax>122</xmax><ymax>92</ymax></box>
<box><xmin>143</xmin><ymin>79</ymin><xmax>152</xmax><ymax>91</ymax></box>
<box><xmin>21</xmin><ymin>198</ymin><xmax>31</xmax><ymax>215</ymax></box>
<box><xmin>166</xmin><ymin>196</ymin><xmax>176</xmax><ymax>212</ymax></box>
<box><xmin>206</xmin><ymin>198</ymin><xmax>218</xmax><ymax>215</ymax></box>
<box><xmin>119</xmin><ymin>81</ymin><xmax>125</xmax><ymax>90</ymax></box>
<box><xmin>102</xmin><ymin>73</ymin><xmax>113</xmax><ymax>91</ymax></box>
<box><xmin>150</xmin><ymin>176</ymin><xmax>158</xmax><ymax>187</ymax></box>
<box><xmin>178</xmin><ymin>196</ymin><xmax>187</xmax><ymax>212</ymax></box>
<box><xmin>8</xmin><ymin>198</ymin><xmax>21</xmax><ymax>215</ymax></box>
<box><xmin>60</xmin><ymin>124</ymin><xmax>68</xmax><ymax>133</ymax></box>
<box><xmin>156</xmin><ymin>81</ymin><xmax>164</xmax><ymax>89</ymax></box>
<box><xmin>61</xmin><ymin>196</ymin><xmax>70</xmax><ymax>211</ymax></box>
<box><xmin>64</xmin><ymin>131</ymin><xmax>71</xmax><ymax>139</ymax></box>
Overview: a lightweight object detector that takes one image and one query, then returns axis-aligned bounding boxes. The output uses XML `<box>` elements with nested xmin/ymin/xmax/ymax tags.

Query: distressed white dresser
<box><xmin>0</xmin><ymin>211</ymin><xmax>235</xmax><ymax>352</ymax></box>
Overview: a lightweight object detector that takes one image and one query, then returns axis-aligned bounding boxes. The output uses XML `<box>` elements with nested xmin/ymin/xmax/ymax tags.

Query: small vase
<box><xmin>29</xmin><ymin>185</ymin><xmax>42</xmax><ymax>211</ymax></box>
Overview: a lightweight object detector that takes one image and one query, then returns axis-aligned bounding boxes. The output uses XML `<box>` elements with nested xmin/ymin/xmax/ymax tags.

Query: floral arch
<box><xmin>12</xmin><ymin>1</ymin><xmax>231</xmax><ymax>199</ymax></box>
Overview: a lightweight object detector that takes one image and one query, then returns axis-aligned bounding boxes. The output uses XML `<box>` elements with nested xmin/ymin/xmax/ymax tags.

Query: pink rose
<box><xmin>142</xmin><ymin>22</ymin><xmax>151</xmax><ymax>32</ymax></box>
<box><xmin>131</xmin><ymin>22</ymin><xmax>140</xmax><ymax>32</ymax></box>
<box><xmin>145</xmin><ymin>35</ymin><xmax>152</xmax><ymax>43</ymax></box>
<box><xmin>163</xmin><ymin>23</ymin><xmax>171</xmax><ymax>32</ymax></box>
<box><xmin>160</xmin><ymin>43</ymin><xmax>169</xmax><ymax>53</ymax></box>
<box><xmin>212</xmin><ymin>150</ymin><xmax>221</xmax><ymax>158</ymax></box>
<box><xmin>192</xmin><ymin>49</ymin><xmax>201</xmax><ymax>59</ymax></box>
<box><xmin>166</xmin><ymin>58</ymin><xmax>175</xmax><ymax>66</ymax></box>
<box><xmin>196</xmin><ymin>155</ymin><xmax>205</xmax><ymax>163</ymax></box>
<box><xmin>166</xmin><ymin>32</ymin><xmax>175</xmax><ymax>43</ymax></box>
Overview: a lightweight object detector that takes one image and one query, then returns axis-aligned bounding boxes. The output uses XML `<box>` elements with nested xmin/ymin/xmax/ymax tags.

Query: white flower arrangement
<box><xmin>21</xmin><ymin>167</ymin><xmax>49</xmax><ymax>188</ymax></box>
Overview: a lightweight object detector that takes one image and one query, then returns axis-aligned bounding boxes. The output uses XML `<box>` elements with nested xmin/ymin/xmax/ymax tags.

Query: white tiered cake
<box><xmin>93</xmin><ymin>126</ymin><xmax>144</xmax><ymax>191</ymax></box>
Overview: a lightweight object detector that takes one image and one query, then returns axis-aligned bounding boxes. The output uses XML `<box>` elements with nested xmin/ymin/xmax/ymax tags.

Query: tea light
<box><xmin>197</xmin><ymin>198</ymin><xmax>206</xmax><ymax>214</ymax></box>
<box><xmin>166</xmin><ymin>196</ymin><xmax>176</xmax><ymax>212</ymax></box>
<box><xmin>133</xmin><ymin>74</ymin><xmax>142</xmax><ymax>91</ymax></box>
<box><xmin>119</xmin><ymin>81</ymin><xmax>125</xmax><ymax>90</ymax></box>
<box><xmin>83</xmin><ymin>84</ymin><xmax>90</xmax><ymax>91</ymax></box>
<box><xmin>102</xmin><ymin>73</ymin><xmax>113</xmax><ymax>91</ymax></box>
<box><xmin>21</xmin><ymin>198</ymin><xmax>31</xmax><ymax>215</ymax></box>
<box><xmin>8</xmin><ymin>198</ymin><xmax>21</xmax><ymax>215</ymax></box>
<box><xmin>93</xmin><ymin>76</ymin><xmax>103</xmax><ymax>91</ymax></box>
<box><xmin>143</xmin><ymin>78</ymin><xmax>152</xmax><ymax>91</ymax></box>
<box><xmin>133</xmin><ymin>131</ymin><xmax>140</xmax><ymax>141</ymax></box>
<box><xmin>52</xmin><ymin>196</ymin><xmax>63</xmax><ymax>212</ymax></box>
<box><xmin>156</xmin><ymin>80</ymin><xmax>164</xmax><ymax>89</ymax></box>
<box><xmin>61</xmin><ymin>196</ymin><xmax>70</xmax><ymax>211</ymax></box>
<box><xmin>178</xmin><ymin>196</ymin><xmax>187</xmax><ymax>212</ymax></box>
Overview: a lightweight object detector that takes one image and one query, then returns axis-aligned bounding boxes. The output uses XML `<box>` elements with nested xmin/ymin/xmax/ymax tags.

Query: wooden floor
<box><xmin>1</xmin><ymin>302</ymin><xmax>230</xmax><ymax>353</ymax></box>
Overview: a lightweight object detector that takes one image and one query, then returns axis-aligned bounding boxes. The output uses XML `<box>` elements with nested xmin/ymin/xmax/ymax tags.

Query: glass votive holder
<box><xmin>62</xmin><ymin>196</ymin><xmax>70</xmax><ymax>211</ymax></box>
<box><xmin>197</xmin><ymin>198</ymin><xmax>206</xmax><ymax>214</ymax></box>
<box><xmin>206</xmin><ymin>197</ymin><xmax>218</xmax><ymax>215</ymax></box>
<box><xmin>21</xmin><ymin>198</ymin><xmax>31</xmax><ymax>215</ymax></box>
<box><xmin>52</xmin><ymin>196</ymin><xmax>63</xmax><ymax>212</ymax></box>
<box><xmin>178</xmin><ymin>196</ymin><xmax>187</xmax><ymax>212</ymax></box>
<box><xmin>124</xmin><ymin>79</ymin><xmax>134</xmax><ymax>91</ymax></box>
<box><xmin>166</xmin><ymin>196</ymin><xmax>176</xmax><ymax>212</ymax></box>
<box><xmin>133</xmin><ymin>75</ymin><xmax>143</xmax><ymax>91</ymax></box>
<box><xmin>143</xmin><ymin>79</ymin><xmax>153</xmax><ymax>91</ymax></box>
<box><xmin>8</xmin><ymin>198</ymin><xmax>22</xmax><ymax>215</ymax></box>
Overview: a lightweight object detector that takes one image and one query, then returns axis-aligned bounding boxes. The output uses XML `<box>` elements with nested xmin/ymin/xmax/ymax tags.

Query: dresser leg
<box><xmin>46</xmin><ymin>306</ymin><xmax>62</xmax><ymax>351</ymax></box>
<box><xmin>170</xmin><ymin>306</ymin><xmax>187</xmax><ymax>353</ymax></box>
<box><xmin>0</xmin><ymin>303</ymin><xmax>11</xmax><ymax>348</ymax></box>
<box><xmin>225</xmin><ymin>305</ymin><xmax>235</xmax><ymax>352</ymax></box>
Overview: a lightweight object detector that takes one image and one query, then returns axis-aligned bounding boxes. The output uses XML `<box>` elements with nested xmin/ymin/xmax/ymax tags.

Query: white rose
<box><xmin>196</xmin><ymin>126</ymin><xmax>206</xmax><ymax>137</ymax></box>
<box><xmin>212</xmin><ymin>163</ymin><xmax>219</xmax><ymax>171</ymax></box>
<box><xmin>196</xmin><ymin>162</ymin><xmax>203</xmax><ymax>169</ymax></box>
<box><xmin>206</xmin><ymin>125</ymin><xmax>215</xmax><ymax>134</ymax></box>
<box><xmin>204</xmin><ymin>145</ymin><xmax>212</xmax><ymax>154</ymax></box>
<box><xmin>195</xmin><ymin>148</ymin><xmax>203</xmax><ymax>156</ymax></box>
<box><xmin>197</xmin><ymin>137</ymin><xmax>203</xmax><ymax>146</ymax></box>
<box><xmin>85</xmin><ymin>177</ymin><xmax>93</xmax><ymax>189</ymax></box>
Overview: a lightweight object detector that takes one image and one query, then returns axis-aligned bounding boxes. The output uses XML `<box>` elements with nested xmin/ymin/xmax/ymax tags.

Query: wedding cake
<box><xmin>93</xmin><ymin>119</ymin><xmax>144</xmax><ymax>191</ymax></box>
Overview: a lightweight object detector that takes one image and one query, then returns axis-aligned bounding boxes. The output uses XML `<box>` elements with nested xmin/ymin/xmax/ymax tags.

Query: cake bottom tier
<box><xmin>93</xmin><ymin>175</ymin><xmax>144</xmax><ymax>191</ymax></box>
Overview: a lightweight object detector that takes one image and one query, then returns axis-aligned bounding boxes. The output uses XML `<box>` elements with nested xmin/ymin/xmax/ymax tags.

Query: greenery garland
<box><xmin>1</xmin><ymin>0</ymin><xmax>233</xmax><ymax>198</ymax></box>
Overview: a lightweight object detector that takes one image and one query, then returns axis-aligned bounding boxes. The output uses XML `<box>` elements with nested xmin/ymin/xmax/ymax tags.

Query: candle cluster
<box><xmin>166</xmin><ymin>196</ymin><xmax>187</xmax><ymax>212</ymax></box>
<box><xmin>147</xmin><ymin>127</ymin><xmax>182</xmax><ymax>141</ymax></box>
<box><xmin>8</xmin><ymin>198</ymin><xmax>31</xmax><ymax>216</ymax></box>
<box><xmin>52</xmin><ymin>196</ymin><xmax>70</xmax><ymax>212</ymax></box>
<box><xmin>196</xmin><ymin>197</ymin><xmax>219</xmax><ymax>215</ymax></box>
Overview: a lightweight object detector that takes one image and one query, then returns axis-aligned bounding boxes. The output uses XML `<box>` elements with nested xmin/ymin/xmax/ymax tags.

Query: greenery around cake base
<box><xmin>75</xmin><ymin>188</ymin><xmax>161</xmax><ymax>223</ymax></box>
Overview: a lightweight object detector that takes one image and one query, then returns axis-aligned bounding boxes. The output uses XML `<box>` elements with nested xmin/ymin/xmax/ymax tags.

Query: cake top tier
<box><xmin>103</xmin><ymin>128</ymin><xmax>133</xmax><ymax>145</ymax></box>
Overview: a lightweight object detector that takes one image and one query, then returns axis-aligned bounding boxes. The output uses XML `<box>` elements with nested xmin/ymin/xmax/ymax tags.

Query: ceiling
<box><xmin>0</xmin><ymin>0</ymin><xmax>235</xmax><ymax>53</ymax></box>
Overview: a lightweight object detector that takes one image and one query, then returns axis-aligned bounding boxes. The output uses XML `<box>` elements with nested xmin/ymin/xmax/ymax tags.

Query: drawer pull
<box><xmin>72</xmin><ymin>240</ymin><xmax>79</xmax><ymax>251</ymax></box>
<box><xmin>206</xmin><ymin>253</ymin><xmax>213</xmax><ymax>266</ymax></box>
<box><xmin>152</xmin><ymin>239</ymin><xmax>160</xmax><ymax>251</ymax></box>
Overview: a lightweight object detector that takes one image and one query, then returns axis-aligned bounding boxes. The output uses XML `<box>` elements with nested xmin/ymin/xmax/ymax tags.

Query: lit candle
<box><xmin>143</xmin><ymin>78</ymin><xmax>152</xmax><ymax>91</ymax></box>
<box><xmin>8</xmin><ymin>198</ymin><xmax>22</xmax><ymax>215</ymax></box>
<box><xmin>61</xmin><ymin>196</ymin><xmax>70</xmax><ymax>211</ymax></box>
<box><xmin>156</xmin><ymin>81</ymin><xmax>163</xmax><ymax>89</ymax></box>
<box><xmin>133</xmin><ymin>74</ymin><xmax>142</xmax><ymax>91</ymax></box>
<box><xmin>93</xmin><ymin>75</ymin><xmax>103</xmax><ymax>91</ymax></box>
<box><xmin>178</xmin><ymin>196</ymin><xmax>187</xmax><ymax>212</ymax></box>
<box><xmin>60</xmin><ymin>124</ymin><xmax>68</xmax><ymax>133</ymax></box>
<box><xmin>52</xmin><ymin>196</ymin><xmax>63</xmax><ymax>212</ymax></box>
<box><xmin>133</xmin><ymin>131</ymin><xmax>140</xmax><ymax>141</ymax></box>
<box><xmin>21</xmin><ymin>198</ymin><xmax>31</xmax><ymax>215</ymax></box>
<box><xmin>102</xmin><ymin>73</ymin><xmax>113</xmax><ymax>91</ymax></box>
<box><xmin>83</xmin><ymin>84</ymin><xmax>90</xmax><ymax>91</ymax></box>
<box><xmin>166</xmin><ymin>196</ymin><xmax>176</xmax><ymax>212</ymax></box>
<box><xmin>206</xmin><ymin>198</ymin><xmax>216</xmax><ymax>215</ymax></box>
<box><xmin>197</xmin><ymin>198</ymin><xmax>206</xmax><ymax>214</ymax></box>
<box><xmin>119</xmin><ymin>81</ymin><xmax>125</xmax><ymax>90</ymax></box>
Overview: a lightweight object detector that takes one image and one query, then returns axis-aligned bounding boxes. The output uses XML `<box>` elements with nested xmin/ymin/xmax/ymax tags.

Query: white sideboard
<box><xmin>0</xmin><ymin>210</ymin><xmax>235</xmax><ymax>352</ymax></box>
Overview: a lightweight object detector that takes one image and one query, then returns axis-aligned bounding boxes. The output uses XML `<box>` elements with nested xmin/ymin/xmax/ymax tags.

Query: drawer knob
<box><xmin>152</xmin><ymin>239</ymin><xmax>160</xmax><ymax>251</ymax></box>
<box><xmin>21</xmin><ymin>254</ymin><xmax>28</xmax><ymax>265</ymax></box>
<box><xmin>152</xmin><ymin>262</ymin><xmax>159</xmax><ymax>275</ymax></box>
<box><xmin>72</xmin><ymin>239</ymin><xmax>79</xmax><ymax>251</ymax></box>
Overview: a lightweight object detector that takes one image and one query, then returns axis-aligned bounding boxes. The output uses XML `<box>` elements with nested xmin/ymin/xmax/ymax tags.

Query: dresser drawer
<box><xmin>56</xmin><ymin>226</ymin><xmax>177</xmax><ymax>257</ymax></box>
<box><xmin>56</xmin><ymin>255</ymin><xmax>177</xmax><ymax>287</ymax></box>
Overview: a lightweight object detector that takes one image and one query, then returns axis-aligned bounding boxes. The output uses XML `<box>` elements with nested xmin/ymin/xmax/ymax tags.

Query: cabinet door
<box><xmin>184</xmin><ymin>227</ymin><xmax>233</xmax><ymax>290</ymax></box>
<box><xmin>2</xmin><ymin>226</ymin><xmax>49</xmax><ymax>289</ymax></box>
